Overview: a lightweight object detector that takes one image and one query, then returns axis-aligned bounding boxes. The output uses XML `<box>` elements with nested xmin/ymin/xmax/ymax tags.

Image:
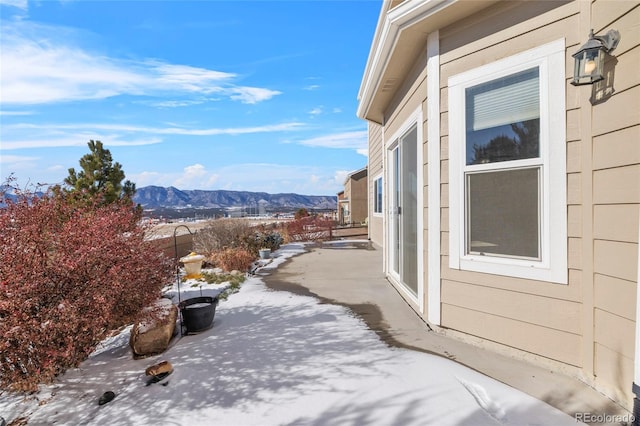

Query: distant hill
<box><xmin>133</xmin><ymin>186</ymin><xmax>337</xmax><ymax>210</ymax></box>
<box><xmin>0</xmin><ymin>186</ymin><xmax>45</xmax><ymax>208</ymax></box>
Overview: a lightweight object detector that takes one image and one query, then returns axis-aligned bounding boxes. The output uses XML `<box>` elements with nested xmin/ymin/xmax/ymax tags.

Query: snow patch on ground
<box><xmin>0</xmin><ymin>244</ymin><xmax>581</xmax><ymax>425</ymax></box>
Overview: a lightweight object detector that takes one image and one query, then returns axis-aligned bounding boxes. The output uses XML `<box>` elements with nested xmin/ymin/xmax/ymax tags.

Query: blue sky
<box><xmin>0</xmin><ymin>0</ymin><xmax>380</xmax><ymax>196</ymax></box>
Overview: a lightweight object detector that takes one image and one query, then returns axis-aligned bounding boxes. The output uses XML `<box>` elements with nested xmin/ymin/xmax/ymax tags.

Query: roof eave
<box><xmin>343</xmin><ymin>166</ymin><xmax>368</xmax><ymax>185</ymax></box>
<box><xmin>357</xmin><ymin>0</ymin><xmax>458</xmax><ymax>123</ymax></box>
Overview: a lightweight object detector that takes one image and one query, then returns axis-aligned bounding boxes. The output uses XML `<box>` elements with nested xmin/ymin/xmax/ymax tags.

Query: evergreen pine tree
<box><xmin>64</xmin><ymin>140</ymin><xmax>136</xmax><ymax>205</ymax></box>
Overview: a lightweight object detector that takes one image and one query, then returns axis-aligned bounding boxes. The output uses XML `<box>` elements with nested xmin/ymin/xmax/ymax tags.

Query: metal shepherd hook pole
<box><xmin>173</xmin><ymin>224</ymin><xmax>194</xmax><ymax>335</ymax></box>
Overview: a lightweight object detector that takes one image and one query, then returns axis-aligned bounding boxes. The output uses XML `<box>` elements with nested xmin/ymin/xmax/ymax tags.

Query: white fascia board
<box><xmin>357</xmin><ymin>0</ymin><xmax>456</xmax><ymax>120</ymax></box>
<box><xmin>357</xmin><ymin>0</ymin><xmax>393</xmax><ymax>103</ymax></box>
<box><xmin>343</xmin><ymin>166</ymin><xmax>368</xmax><ymax>185</ymax></box>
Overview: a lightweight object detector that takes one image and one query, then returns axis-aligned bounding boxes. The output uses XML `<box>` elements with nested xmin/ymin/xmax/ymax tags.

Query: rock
<box><xmin>129</xmin><ymin>299</ymin><xmax>177</xmax><ymax>357</ymax></box>
<box><xmin>145</xmin><ymin>360</ymin><xmax>173</xmax><ymax>376</ymax></box>
<box><xmin>98</xmin><ymin>391</ymin><xmax>116</xmax><ymax>406</ymax></box>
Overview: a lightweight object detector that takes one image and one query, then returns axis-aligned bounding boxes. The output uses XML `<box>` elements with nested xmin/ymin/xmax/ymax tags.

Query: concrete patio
<box><xmin>262</xmin><ymin>242</ymin><xmax>631</xmax><ymax>424</ymax></box>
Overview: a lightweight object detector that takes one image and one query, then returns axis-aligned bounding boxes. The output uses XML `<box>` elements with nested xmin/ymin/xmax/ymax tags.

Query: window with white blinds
<box><xmin>448</xmin><ymin>39</ymin><xmax>568</xmax><ymax>284</ymax></box>
<box><xmin>466</xmin><ymin>68</ymin><xmax>540</xmax><ymax>131</ymax></box>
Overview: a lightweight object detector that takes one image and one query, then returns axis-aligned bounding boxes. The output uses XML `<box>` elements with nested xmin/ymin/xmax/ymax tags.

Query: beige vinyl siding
<box><xmin>593</xmin><ymin>125</ymin><xmax>640</xmax><ymax>171</ymax></box>
<box><xmin>438</xmin><ymin>2</ymin><xmax>582</xmax><ymax>365</ymax></box>
<box><xmin>368</xmin><ymin>123</ymin><xmax>383</xmax><ymax>177</ymax></box>
<box><xmin>384</xmin><ymin>55</ymin><xmax>427</xmax><ymax>143</ymax></box>
<box><xmin>343</xmin><ymin>173</ymin><xmax>367</xmax><ymax>225</ymax></box>
<box><xmin>591</xmin><ymin>0</ymin><xmax>638</xmax><ymax>31</ymax></box>
<box><xmin>594</xmin><ymin>274</ymin><xmax>636</xmax><ymax>321</ymax></box>
<box><xmin>441</xmin><ymin>280</ymin><xmax>581</xmax><ymax>334</ymax></box>
<box><xmin>592</xmin><ymin>87</ymin><xmax>640</xmax><ymax>139</ymax></box>
<box><xmin>594</xmin><ymin>343</ymin><xmax>635</xmax><ymax>404</ymax></box>
<box><xmin>382</xmin><ymin>50</ymin><xmax>428</xmax><ymax>314</ymax></box>
<box><xmin>368</xmin><ymin>122</ymin><xmax>384</xmax><ymax>247</ymax></box>
<box><xmin>594</xmin><ymin>305</ymin><xmax>637</xmax><ymax>403</ymax></box>
<box><xmin>590</xmin><ymin>2</ymin><xmax>639</xmax><ymax>403</ymax></box>
<box><xmin>441</xmin><ymin>304</ymin><xmax>582</xmax><ymax>366</ymax></box>
<box><xmin>439</xmin><ymin>4</ymin><xmax>580</xmax><ymax>83</ymax></box>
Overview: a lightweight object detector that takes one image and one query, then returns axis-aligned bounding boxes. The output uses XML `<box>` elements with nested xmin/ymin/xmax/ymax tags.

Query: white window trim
<box><xmin>448</xmin><ymin>39</ymin><xmax>567</xmax><ymax>284</ymax></box>
<box><xmin>426</xmin><ymin>30</ymin><xmax>441</xmax><ymax>325</ymax></box>
<box><xmin>373</xmin><ymin>174</ymin><xmax>383</xmax><ymax>217</ymax></box>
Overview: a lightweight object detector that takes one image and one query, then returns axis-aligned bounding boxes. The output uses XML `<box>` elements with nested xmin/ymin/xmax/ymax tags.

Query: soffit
<box><xmin>357</xmin><ymin>0</ymin><xmax>498</xmax><ymax>124</ymax></box>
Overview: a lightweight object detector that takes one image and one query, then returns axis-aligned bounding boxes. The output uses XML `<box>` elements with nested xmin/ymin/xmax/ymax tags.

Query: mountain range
<box><xmin>133</xmin><ymin>186</ymin><xmax>337</xmax><ymax>210</ymax></box>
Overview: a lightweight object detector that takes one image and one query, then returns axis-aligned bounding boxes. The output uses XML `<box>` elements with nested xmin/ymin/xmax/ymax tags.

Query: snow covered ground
<box><xmin>0</xmin><ymin>244</ymin><xmax>581</xmax><ymax>425</ymax></box>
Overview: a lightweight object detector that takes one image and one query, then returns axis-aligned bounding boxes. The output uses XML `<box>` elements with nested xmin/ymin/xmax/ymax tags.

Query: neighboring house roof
<box><xmin>343</xmin><ymin>166</ymin><xmax>368</xmax><ymax>185</ymax></box>
<box><xmin>357</xmin><ymin>0</ymin><xmax>498</xmax><ymax>123</ymax></box>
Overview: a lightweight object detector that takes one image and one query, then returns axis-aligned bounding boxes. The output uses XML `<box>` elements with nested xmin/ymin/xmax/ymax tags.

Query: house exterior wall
<box><xmin>344</xmin><ymin>181</ymin><xmax>354</xmax><ymax>225</ymax></box>
<box><xmin>348</xmin><ymin>173</ymin><xmax>368</xmax><ymax>225</ymax></box>
<box><xmin>368</xmin><ymin>122</ymin><xmax>384</xmax><ymax>247</ymax></box>
<box><xmin>588</xmin><ymin>0</ymin><xmax>640</xmax><ymax>403</ymax></box>
<box><xmin>438</xmin><ymin>0</ymin><xmax>583</xmax><ymax>370</ymax></box>
<box><xmin>343</xmin><ymin>169</ymin><xmax>368</xmax><ymax>225</ymax></box>
<box><xmin>440</xmin><ymin>0</ymin><xmax>639</xmax><ymax>405</ymax></box>
<box><xmin>337</xmin><ymin>191</ymin><xmax>348</xmax><ymax>225</ymax></box>
<box><xmin>362</xmin><ymin>0</ymin><xmax>639</xmax><ymax>409</ymax></box>
<box><xmin>382</xmin><ymin>49</ymin><xmax>429</xmax><ymax>315</ymax></box>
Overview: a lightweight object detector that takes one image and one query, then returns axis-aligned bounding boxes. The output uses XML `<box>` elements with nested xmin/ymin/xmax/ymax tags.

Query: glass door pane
<box><xmin>392</xmin><ymin>146</ymin><xmax>400</xmax><ymax>275</ymax></box>
<box><xmin>401</xmin><ymin>127</ymin><xmax>418</xmax><ymax>294</ymax></box>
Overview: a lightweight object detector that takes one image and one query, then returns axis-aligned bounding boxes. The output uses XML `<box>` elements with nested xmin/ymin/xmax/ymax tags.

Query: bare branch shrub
<box><xmin>210</xmin><ymin>248</ymin><xmax>255</xmax><ymax>272</ymax></box>
<box><xmin>0</xmin><ymin>184</ymin><xmax>174</xmax><ymax>391</ymax></box>
<box><xmin>285</xmin><ymin>216</ymin><xmax>335</xmax><ymax>242</ymax></box>
<box><xmin>193</xmin><ymin>219</ymin><xmax>252</xmax><ymax>257</ymax></box>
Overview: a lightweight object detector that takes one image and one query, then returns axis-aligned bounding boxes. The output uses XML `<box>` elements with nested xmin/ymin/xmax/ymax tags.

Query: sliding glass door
<box><xmin>388</xmin><ymin>126</ymin><xmax>418</xmax><ymax>295</ymax></box>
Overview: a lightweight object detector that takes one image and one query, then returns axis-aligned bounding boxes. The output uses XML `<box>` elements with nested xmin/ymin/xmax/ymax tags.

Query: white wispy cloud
<box><xmin>6</xmin><ymin>121</ymin><xmax>305</xmax><ymax>135</ymax></box>
<box><xmin>1</xmin><ymin>134</ymin><xmax>163</xmax><ymax>150</ymax></box>
<box><xmin>0</xmin><ymin>110</ymin><xmax>35</xmax><ymax>116</ymax></box>
<box><xmin>308</xmin><ymin>107</ymin><xmax>323</xmax><ymax>116</ymax></box>
<box><xmin>172</xmin><ymin>164</ymin><xmax>220</xmax><ymax>189</ymax></box>
<box><xmin>334</xmin><ymin>170</ymin><xmax>350</xmax><ymax>185</ymax></box>
<box><xmin>131</xmin><ymin>162</ymin><xmax>342</xmax><ymax>195</ymax></box>
<box><xmin>0</xmin><ymin>154</ymin><xmax>38</xmax><ymax>164</ymax></box>
<box><xmin>298</xmin><ymin>130</ymin><xmax>367</xmax><ymax>151</ymax></box>
<box><xmin>0</xmin><ymin>0</ymin><xmax>27</xmax><ymax>11</ymax></box>
<box><xmin>1</xmin><ymin>121</ymin><xmax>306</xmax><ymax>149</ymax></box>
<box><xmin>228</xmin><ymin>87</ymin><xmax>282</xmax><ymax>104</ymax></box>
<box><xmin>138</xmin><ymin>99</ymin><xmax>207</xmax><ymax>108</ymax></box>
<box><xmin>0</xmin><ymin>154</ymin><xmax>40</xmax><ymax>178</ymax></box>
<box><xmin>150</xmin><ymin>63</ymin><xmax>232</xmax><ymax>90</ymax></box>
<box><xmin>211</xmin><ymin>163</ymin><xmax>344</xmax><ymax>194</ymax></box>
<box><xmin>304</xmin><ymin>85</ymin><xmax>320</xmax><ymax>91</ymax></box>
<box><xmin>0</xmin><ymin>21</ymin><xmax>281</xmax><ymax>105</ymax></box>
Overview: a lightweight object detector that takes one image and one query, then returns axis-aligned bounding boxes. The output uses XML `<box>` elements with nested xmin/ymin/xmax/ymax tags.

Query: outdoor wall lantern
<box><xmin>571</xmin><ymin>29</ymin><xmax>620</xmax><ymax>86</ymax></box>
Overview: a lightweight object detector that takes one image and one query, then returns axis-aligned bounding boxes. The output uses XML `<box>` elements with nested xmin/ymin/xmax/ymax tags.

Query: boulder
<box><xmin>129</xmin><ymin>298</ymin><xmax>177</xmax><ymax>358</ymax></box>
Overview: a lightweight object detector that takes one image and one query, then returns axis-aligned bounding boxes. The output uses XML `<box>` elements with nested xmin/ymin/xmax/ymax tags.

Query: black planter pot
<box><xmin>179</xmin><ymin>296</ymin><xmax>218</xmax><ymax>334</ymax></box>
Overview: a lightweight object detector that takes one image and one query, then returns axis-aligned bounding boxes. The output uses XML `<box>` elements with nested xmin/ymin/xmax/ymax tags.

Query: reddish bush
<box><xmin>284</xmin><ymin>216</ymin><xmax>335</xmax><ymax>242</ymax></box>
<box><xmin>0</xmin><ymin>188</ymin><xmax>174</xmax><ymax>391</ymax></box>
<box><xmin>210</xmin><ymin>248</ymin><xmax>255</xmax><ymax>272</ymax></box>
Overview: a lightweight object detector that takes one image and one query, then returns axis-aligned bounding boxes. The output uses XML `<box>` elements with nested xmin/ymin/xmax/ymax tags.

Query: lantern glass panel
<box><xmin>573</xmin><ymin>47</ymin><xmax>605</xmax><ymax>85</ymax></box>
